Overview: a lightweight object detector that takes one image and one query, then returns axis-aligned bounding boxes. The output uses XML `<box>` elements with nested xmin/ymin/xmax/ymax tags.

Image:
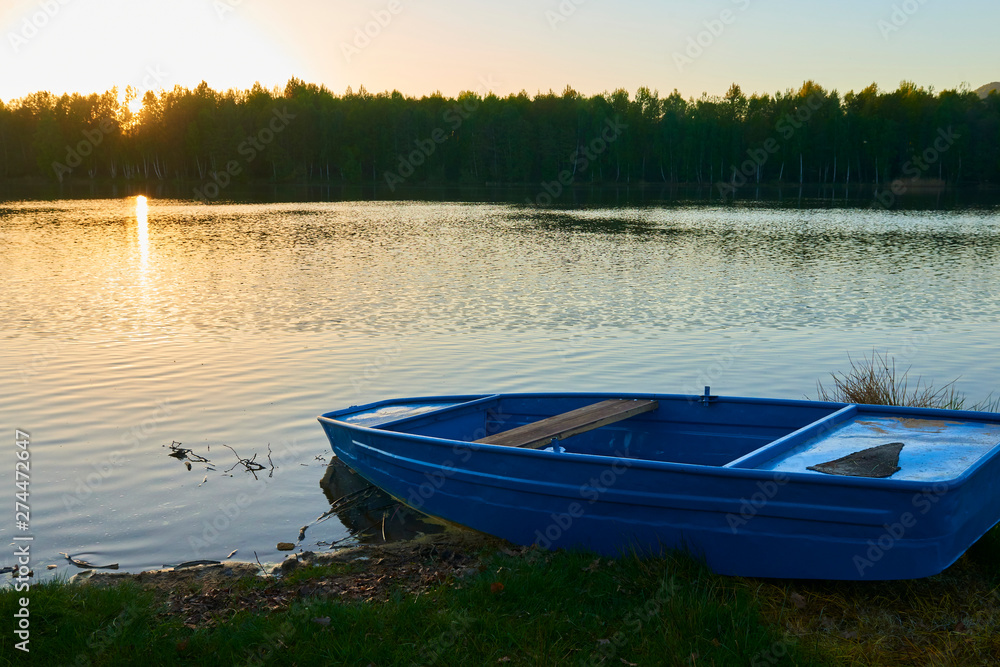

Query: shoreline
<box><xmin>2</xmin><ymin>176</ymin><xmax>999</xmax><ymax>195</ymax></box>
<box><xmin>66</xmin><ymin>527</ymin><xmax>505</xmax><ymax>594</ymax></box>
<box><xmin>4</xmin><ymin>524</ymin><xmax>999</xmax><ymax>665</ymax></box>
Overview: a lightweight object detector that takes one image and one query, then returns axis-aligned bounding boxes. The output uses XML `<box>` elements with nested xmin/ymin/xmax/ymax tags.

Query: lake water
<box><xmin>2</xmin><ymin>196</ymin><xmax>999</xmax><ymax>579</ymax></box>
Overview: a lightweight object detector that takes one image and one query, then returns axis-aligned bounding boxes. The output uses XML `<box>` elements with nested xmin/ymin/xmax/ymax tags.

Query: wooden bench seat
<box><xmin>473</xmin><ymin>398</ymin><xmax>658</xmax><ymax>449</ymax></box>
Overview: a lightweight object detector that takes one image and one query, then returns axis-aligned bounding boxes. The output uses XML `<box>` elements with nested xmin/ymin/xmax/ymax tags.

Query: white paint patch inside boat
<box><xmin>755</xmin><ymin>416</ymin><xmax>1000</xmax><ymax>481</ymax></box>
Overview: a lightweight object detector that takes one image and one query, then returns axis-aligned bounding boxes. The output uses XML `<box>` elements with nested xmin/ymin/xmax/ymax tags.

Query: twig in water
<box><xmin>222</xmin><ymin>443</ymin><xmax>271</xmax><ymax>480</ymax></box>
<box><xmin>319</xmin><ymin>526</ymin><xmax>371</xmax><ymax>550</ymax></box>
<box><xmin>253</xmin><ymin>550</ymin><xmax>272</xmax><ymax>579</ymax></box>
<box><xmin>164</xmin><ymin>441</ymin><xmax>211</xmax><ymax>470</ymax></box>
<box><xmin>60</xmin><ymin>552</ymin><xmax>119</xmax><ymax>570</ymax></box>
<box><xmin>315</xmin><ymin>485</ymin><xmax>379</xmax><ymax>525</ymax></box>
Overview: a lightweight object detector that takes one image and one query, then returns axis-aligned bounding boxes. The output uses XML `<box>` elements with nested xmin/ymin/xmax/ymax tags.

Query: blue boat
<box><xmin>317</xmin><ymin>390</ymin><xmax>1000</xmax><ymax>580</ymax></box>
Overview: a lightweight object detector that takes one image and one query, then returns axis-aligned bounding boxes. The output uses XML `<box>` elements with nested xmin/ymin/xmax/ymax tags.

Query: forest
<box><xmin>1</xmin><ymin>78</ymin><xmax>998</xmax><ymax>195</ymax></box>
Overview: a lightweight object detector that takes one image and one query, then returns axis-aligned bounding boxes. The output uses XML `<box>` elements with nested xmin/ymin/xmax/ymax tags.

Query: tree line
<box><xmin>1</xmin><ymin>78</ymin><xmax>998</xmax><ymax>194</ymax></box>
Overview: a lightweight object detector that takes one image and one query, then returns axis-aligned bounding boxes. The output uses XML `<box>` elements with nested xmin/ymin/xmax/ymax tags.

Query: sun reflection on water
<box><xmin>135</xmin><ymin>195</ymin><xmax>149</xmax><ymax>270</ymax></box>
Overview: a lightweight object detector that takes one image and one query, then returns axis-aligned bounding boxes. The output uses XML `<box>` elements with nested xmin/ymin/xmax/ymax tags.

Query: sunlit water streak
<box><xmin>1</xmin><ymin>198</ymin><xmax>999</xmax><ymax>579</ymax></box>
<box><xmin>135</xmin><ymin>195</ymin><xmax>149</xmax><ymax>272</ymax></box>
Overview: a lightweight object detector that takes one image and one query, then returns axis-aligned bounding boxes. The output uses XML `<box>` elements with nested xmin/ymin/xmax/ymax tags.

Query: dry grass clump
<box><xmin>750</xmin><ymin>553</ymin><xmax>1000</xmax><ymax>666</ymax></box>
<box><xmin>817</xmin><ymin>350</ymin><xmax>998</xmax><ymax>412</ymax></box>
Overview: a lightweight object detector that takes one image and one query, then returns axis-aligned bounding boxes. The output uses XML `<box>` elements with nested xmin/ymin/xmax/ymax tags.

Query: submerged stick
<box><xmin>165</xmin><ymin>441</ymin><xmax>211</xmax><ymax>472</ymax></box>
<box><xmin>222</xmin><ymin>443</ymin><xmax>270</xmax><ymax>480</ymax></box>
<box><xmin>253</xmin><ymin>550</ymin><xmax>272</xmax><ymax>579</ymax></box>
<box><xmin>60</xmin><ymin>552</ymin><xmax>119</xmax><ymax>570</ymax></box>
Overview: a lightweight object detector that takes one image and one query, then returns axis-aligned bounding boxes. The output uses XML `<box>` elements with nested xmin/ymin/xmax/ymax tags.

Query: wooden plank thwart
<box><xmin>474</xmin><ymin>398</ymin><xmax>659</xmax><ymax>449</ymax></box>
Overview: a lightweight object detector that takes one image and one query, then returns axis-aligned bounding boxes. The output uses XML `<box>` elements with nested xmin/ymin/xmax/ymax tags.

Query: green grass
<box><xmin>1</xmin><ymin>549</ymin><xmax>822</xmax><ymax>666</ymax></box>
<box><xmin>1</xmin><ymin>579</ymin><xmax>172</xmax><ymax>666</ymax></box>
<box><xmin>278</xmin><ymin>561</ymin><xmax>359</xmax><ymax>586</ymax></box>
<box><xmin>5</xmin><ymin>540</ymin><xmax>1000</xmax><ymax>665</ymax></box>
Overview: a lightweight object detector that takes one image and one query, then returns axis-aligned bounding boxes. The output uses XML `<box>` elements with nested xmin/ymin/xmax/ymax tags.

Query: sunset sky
<box><xmin>2</xmin><ymin>0</ymin><xmax>997</xmax><ymax>103</ymax></box>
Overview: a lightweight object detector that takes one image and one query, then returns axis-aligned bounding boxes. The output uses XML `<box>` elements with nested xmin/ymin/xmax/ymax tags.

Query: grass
<box><xmin>5</xmin><ymin>540</ymin><xmax>998</xmax><ymax>666</ymax></box>
<box><xmin>751</xmin><ymin>548</ymin><xmax>1000</xmax><ymax>665</ymax></box>
<box><xmin>1</xmin><ymin>549</ymin><xmax>824</xmax><ymax>666</ymax></box>
<box><xmin>0</xmin><ymin>579</ymin><xmax>166</xmax><ymax>665</ymax></box>
<box><xmin>816</xmin><ymin>350</ymin><xmax>999</xmax><ymax>412</ymax></box>
<box><xmin>278</xmin><ymin>561</ymin><xmax>359</xmax><ymax>586</ymax></box>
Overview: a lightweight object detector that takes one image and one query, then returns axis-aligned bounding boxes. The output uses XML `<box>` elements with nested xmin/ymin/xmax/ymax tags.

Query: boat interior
<box><xmin>328</xmin><ymin>391</ymin><xmax>1000</xmax><ymax>481</ymax></box>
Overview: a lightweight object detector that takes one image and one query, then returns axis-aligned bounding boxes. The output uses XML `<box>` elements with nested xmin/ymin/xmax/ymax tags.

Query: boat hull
<box><xmin>318</xmin><ymin>392</ymin><xmax>1000</xmax><ymax>580</ymax></box>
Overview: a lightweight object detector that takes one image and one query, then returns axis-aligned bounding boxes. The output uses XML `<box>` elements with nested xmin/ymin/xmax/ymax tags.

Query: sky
<box><xmin>1</xmin><ymin>0</ymin><xmax>997</xmax><ymax>104</ymax></box>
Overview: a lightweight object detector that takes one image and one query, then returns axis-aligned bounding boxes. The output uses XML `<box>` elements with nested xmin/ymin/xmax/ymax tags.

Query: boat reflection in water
<box><xmin>318</xmin><ymin>457</ymin><xmax>446</xmax><ymax>546</ymax></box>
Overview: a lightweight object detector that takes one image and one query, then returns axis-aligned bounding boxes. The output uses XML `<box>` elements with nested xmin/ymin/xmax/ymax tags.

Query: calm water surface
<box><xmin>2</xmin><ymin>198</ymin><xmax>999</xmax><ymax>578</ymax></box>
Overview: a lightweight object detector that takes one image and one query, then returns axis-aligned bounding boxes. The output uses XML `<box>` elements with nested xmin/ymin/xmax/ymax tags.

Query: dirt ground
<box><xmin>71</xmin><ymin>529</ymin><xmax>518</xmax><ymax>627</ymax></box>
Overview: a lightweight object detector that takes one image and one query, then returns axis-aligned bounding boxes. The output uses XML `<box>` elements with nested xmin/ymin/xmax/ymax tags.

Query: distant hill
<box><xmin>976</xmin><ymin>82</ymin><xmax>1000</xmax><ymax>98</ymax></box>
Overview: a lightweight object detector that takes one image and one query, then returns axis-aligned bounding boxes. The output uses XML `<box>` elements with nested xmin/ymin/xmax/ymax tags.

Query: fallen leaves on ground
<box><xmin>154</xmin><ymin>539</ymin><xmax>518</xmax><ymax>628</ymax></box>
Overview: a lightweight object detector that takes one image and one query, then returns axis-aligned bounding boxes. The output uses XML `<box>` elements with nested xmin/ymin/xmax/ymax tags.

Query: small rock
<box><xmin>68</xmin><ymin>570</ymin><xmax>94</xmax><ymax>584</ymax></box>
<box><xmin>277</xmin><ymin>542</ymin><xmax>295</xmax><ymax>551</ymax></box>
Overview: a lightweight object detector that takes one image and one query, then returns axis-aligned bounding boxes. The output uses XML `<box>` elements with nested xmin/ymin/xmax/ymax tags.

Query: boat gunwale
<box><xmin>320</xmin><ymin>391</ymin><xmax>851</xmax><ymax>424</ymax></box>
<box><xmin>343</xmin><ymin>434</ymin><xmax>914</xmax><ymax>522</ymax></box>
<box><xmin>318</xmin><ymin>392</ymin><xmax>1000</xmax><ymax>490</ymax></box>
